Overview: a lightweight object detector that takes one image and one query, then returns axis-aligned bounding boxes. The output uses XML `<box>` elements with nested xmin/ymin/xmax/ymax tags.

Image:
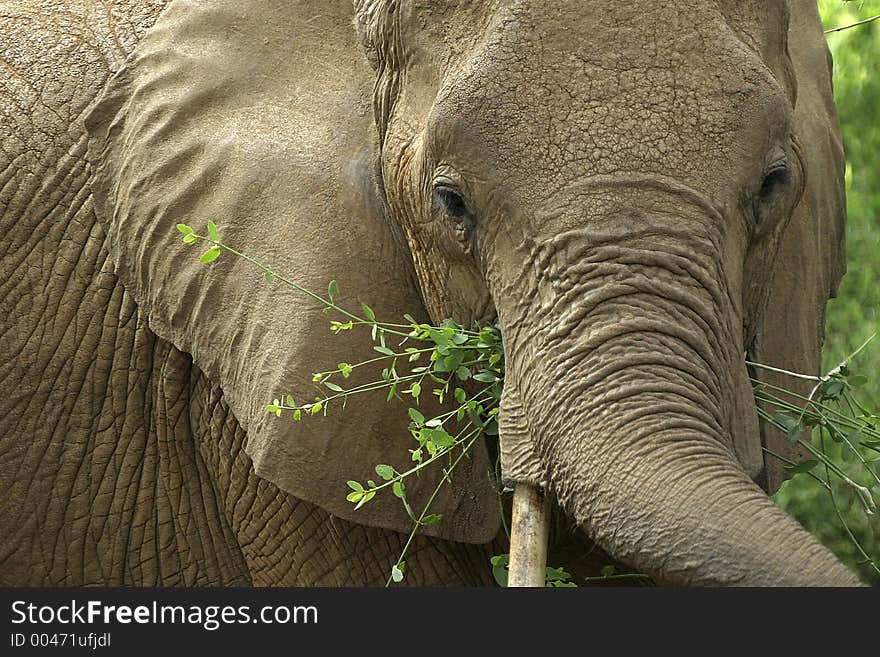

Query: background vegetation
<box><xmin>774</xmin><ymin>1</ymin><xmax>880</xmax><ymax>584</ymax></box>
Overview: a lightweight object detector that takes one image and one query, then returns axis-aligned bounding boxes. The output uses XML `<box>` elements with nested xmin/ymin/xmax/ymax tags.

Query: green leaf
<box><xmin>473</xmin><ymin>371</ymin><xmax>499</xmax><ymax>383</ymax></box>
<box><xmin>183</xmin><ymin>233</ymin><xmax>198</xmax><ymax>244</ymax></box>
<box><xmin>427</xmin><ymin>327</ymin><xmax>450</xmax><ymax>347</ymax></box>
<box><xmin>423</xmin><ymin>427</ymin><xmax>455</xmax><ymax>448</ymax></box>
<box><xmin>408</xmin><ymin>407</ymin><xmax>425</xmax><ymax>426</ymax></box>
<box><xmin>819</xmin><ymin>379</ymin><xmax>846</xmax><ymax>400</ymax></box>
<box><xmin>454</xmin><ymin>388</ymin><xmax>467</xmax><ymax>404</ymax></box>
<box><xmin>264</xmin><ymin>271</ymin><xmax>274</xmax><ymax>283</ymax></box>
<box><xmin>392</xmin><ymin>481</ymin><xmax>405</xmax><ymax>499</ymax></box>
<box><xmin>848</xmin><ymin>374</ymin><xmax>868</xmax><ymax>389</ymax></box>
<box><xmin>424</xmin><ymin>417</ymin><xmax>443</xmax><ymax>428</ymax></box>
<box><xmin>771</xmin><ymin>413</ymin><xmax>803</xmax><ymax>441</ymax></box>
<box><xmin>433</xmin><ymin>357</ymin><xmax>452</xmax><ymax>373</ymax></box>
<box><xmin>373</xmin><ymin>346</ymin><xmax>395</xmax><ymax>356</ymax></box>
<box><xmin>323</xmin><ymin>381</ymin><xmax>343</xmax><ymax>392</ymax></box>
<box><xmin>330</xmin><ymin>320</ymin><xmax>354</xmax><ymax>333</ymax></box>
<box><xmin>346</xmin><ymin>491</ymin><xmax>363</xmax><ymax>503</ymax></box>
<box><xmin>176</xmin><ymin>223</ymin><xmax>194</xmax><ymax>235</ymax></box>
<box><xmin>601</xmin><ymin>565</ymin><xmax>616</xmax><ymax>578</ymax></box>
<box><xmin>375</xmin><ymin>464</ymin><xmax>395</xmax><ymax>481</ymax></box>
<box><xmin>207</xmin><ymin>220</ymin><xmax>220</xmax><ymax>241</ymax></box>
<box><xmin>545</xmin><ymin>566</ymin><xmax>572</xmax><ymax>583</ymax></box>
<box><xmin>200</xmin><ymin>246</ymin><xmax>221</xmax><ymax>263</ymax></box>
<box><xmin>784</xmin><ymin>459</ymin><xmax>819</xmax><ymax>474</ymax></box>
<box><xmin>442</xmin><ymin>351</ymin><xmax>465</xmax><ymax>372</ymax></box>
<box><xmin>293</xmin><ymin>409</ymin><xmax>302</xmax><ymax>421</ymax></box>
<box><xmin>361</xmin><ymin>303</ymin><xmax>376</xmax><ymax>322</ymax></box>
<box><xmin>455</xmin><ymin>366</ymin><xmax>471</xmax><ymax>381</ymax></box>
<box><xmin>421</xmin><ymin>514</ymin><xmax>443</xmax><ymax>526</ymax></box>
<box><xmin>338</xmin><ymin>362</ymin><xmax>353</xmax><ymax>378</ymax></box>
<box><xmin>491</xmin><ymin>554</ymin><xmax>509</xmax><ymax>587</ymax></box>
<box><xmin>410</xmin><ymin>382</ymin><xmax>421</xmax><ymax>399</ymax></box>
<box><xmin>354</xmin><ymin>490</ymin><xmax>375</xmax><ymax>510</ymax></box>
<box><xmin>285</xmin><ymin>395</ymin><xmax>295</xmax><ymax>407</ymax></box>
<box><xmin>346</xmin><ymin>480</ymin><xmax>364</xmax><ymax>492</ymax></box>
<box><xmin>328</xmin><ymin>279</ymin><xmax>339</xmax><ymax>302</ymax></box>
<box><xmin>391</xmin><ymin>563</ymin><xmax>405</xmax><ymax>583</ymax></box>
<box><xmin>451</xmin><ymin>331</ymin><xmax>469</xmax><ymax>345</ymax></box>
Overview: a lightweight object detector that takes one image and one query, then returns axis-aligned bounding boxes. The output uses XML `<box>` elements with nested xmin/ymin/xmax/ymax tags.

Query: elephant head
<box><xmin>84</xmin><ymin>0</ymin><xmax>856</xmax><ymax>585</ymax></box>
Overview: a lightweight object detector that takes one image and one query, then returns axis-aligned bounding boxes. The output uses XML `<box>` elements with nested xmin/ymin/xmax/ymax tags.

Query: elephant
<box><xmin>0</xmin><ymin>0</ymin><xmax>861</xmax><ymax>586</ymax></box>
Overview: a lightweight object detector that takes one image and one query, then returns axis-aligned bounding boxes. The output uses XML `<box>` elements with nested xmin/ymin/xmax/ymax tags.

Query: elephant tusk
<box><xmin>507</xmin><ymin>483</ymin><xmax>551</xmax><ymax>587</ymax></box>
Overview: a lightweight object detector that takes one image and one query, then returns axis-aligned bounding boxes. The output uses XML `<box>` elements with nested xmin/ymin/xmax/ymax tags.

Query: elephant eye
<box><xmin>758</xmin><ymin>162</ymin><xmax>790</xmax><ymax>200</ymax></box>
<box><xmin>432</xmin><ymin>183</ymin><xmax>476</xmax><ymax>253</ymax></box>
<box><xmin>433</xmin><ymin>185</ymin><xmax>469</xmax><ymax>220</ymax></box>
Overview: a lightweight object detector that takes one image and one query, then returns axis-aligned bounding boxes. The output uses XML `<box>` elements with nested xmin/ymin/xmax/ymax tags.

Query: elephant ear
<box><xmin>83</xmin><ymin>0</ymin><xmax>500</xmax><ymax>543</ymax></box>
<box><xmin>752</xmin><ymin>1</ymin><xmax>847</xmax><ymax>493</ymax></box>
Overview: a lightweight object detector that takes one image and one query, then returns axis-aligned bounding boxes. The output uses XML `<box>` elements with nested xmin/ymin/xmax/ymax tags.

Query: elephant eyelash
<box><xmin>758</xmin><ymin>163</ymin><xmax>790</xmax><ymax>199</ymax></box>
<box><xmin>433</xmin><ymin>184</ymin><xmax>477</xmax><ymax>254</ymax></box>
<box><xmin>434</xmin><ymin>185</ymin><xmax>470</xmax><ymax>219</ymax></box>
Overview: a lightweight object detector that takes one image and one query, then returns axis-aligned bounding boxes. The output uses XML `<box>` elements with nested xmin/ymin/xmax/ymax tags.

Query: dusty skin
<box><xmin>0</xmin><ymin>1</ymin><xmax>860</xmax><ymax>585</ymax></box>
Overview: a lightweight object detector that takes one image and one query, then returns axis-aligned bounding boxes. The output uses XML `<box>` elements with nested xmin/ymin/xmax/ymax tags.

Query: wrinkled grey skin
<box><xmin>0</xmin><ymin>0</ymin><xmax>859</xmax><ymax>586</ymax></box>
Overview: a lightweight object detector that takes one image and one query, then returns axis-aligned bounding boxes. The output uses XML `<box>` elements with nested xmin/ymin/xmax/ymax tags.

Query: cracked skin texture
<box><xmin>0</xmin><ymin>0</ymin><xmax>857</xmax><ymax>586</ymax></box>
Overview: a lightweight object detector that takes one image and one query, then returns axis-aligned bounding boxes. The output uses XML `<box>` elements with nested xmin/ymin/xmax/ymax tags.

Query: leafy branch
<box><xmin>748</xmin><ymin>337</ymin><xmax>880</xmax><ymax>576</ymax></box>
<box><xmin>177</xmin><ymin>222</ymin><xmax>506</xmax><ymax>584</ymax></box>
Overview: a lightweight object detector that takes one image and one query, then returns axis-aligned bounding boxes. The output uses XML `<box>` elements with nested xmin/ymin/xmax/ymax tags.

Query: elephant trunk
<box><xmin>495</xmin><ymin>224</ymin><xmax>859</xmax><ymax>586</ymax></box>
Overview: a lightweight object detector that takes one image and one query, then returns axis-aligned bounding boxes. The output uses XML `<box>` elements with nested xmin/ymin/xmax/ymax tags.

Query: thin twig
<box><xmin>809</xmin><ymin>333</ymin><xmax>877</xmax><ymax>401</ymax></box>
<box><xmin>825</xmin><ymin>14</ymin><xmax>880</xmax><ymax>34</ymax></box>
<box><xmin>385</xmin><ymin>433</ymin><xmax>482</xmax><ymax>586</ymax></box>
<box><xmin>745</xmin><ymin>360</ymin><xmax>821</xmax><ymax>381</ymax></box>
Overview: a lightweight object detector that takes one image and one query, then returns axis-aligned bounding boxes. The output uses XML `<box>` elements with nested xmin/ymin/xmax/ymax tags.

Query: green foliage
<box><xmin>300</xmin><ymin>310</ymin><xmax>505</xmax><ymax>585</ymax></box>
<box><xmin>176</xmin><ymin>221</ymin><xmax>506</xmax><ymax>585</ymax></box>
<box><xmin>773</xmin><ymin>1</ymin><xmax>880</xmax><ymax>585</ymax></box>
<box><xmin>751</xmin><ymin>347</ymin><xmax>880</xmax><ymax>581</ymax></box>
<box><xmin>752</xmin><ymin>348</ymin><xmax>880</xmax><ymax>503</ymax></box>
<box><xmin>489</xmin><ymin>554</ymin><xmax>578</xmax><ymax>588</ymax></box>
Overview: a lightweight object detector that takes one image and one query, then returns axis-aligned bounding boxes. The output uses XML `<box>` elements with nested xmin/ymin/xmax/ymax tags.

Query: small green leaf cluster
<box><xmin>297</xmin><ymin>309</ymin><xmax>504</xmax><ymax>585</ymax></box>
<box><xmin>489</xmin><ymin>554</ymin><xmax>579</xmax><ymax>588</ymax></box>
<box><xmin>273</xmin><ymin>310</ymin><xmax>505</xmax><ymax>541</ymax></box>
<box><xmin>177</xmin><ymin>222</ymin><xmax>221</xmax><ymax>262</ymax></box>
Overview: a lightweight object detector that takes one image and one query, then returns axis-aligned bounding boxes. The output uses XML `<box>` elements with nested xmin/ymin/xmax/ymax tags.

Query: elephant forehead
<box><xmin>427</xmin><ymin>1</ymin><xmax>787</xmax><ymax>204</ymax></box>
